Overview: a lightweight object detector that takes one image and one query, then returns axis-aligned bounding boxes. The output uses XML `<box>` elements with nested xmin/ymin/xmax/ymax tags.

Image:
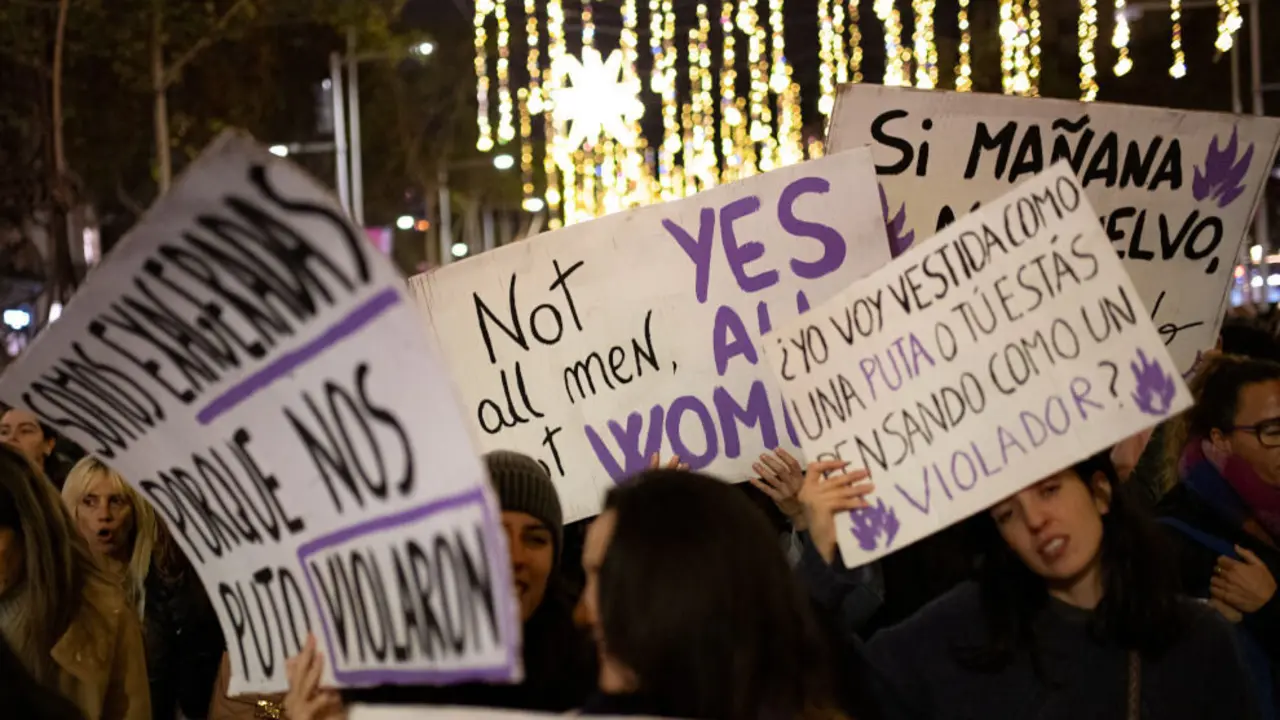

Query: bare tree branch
<box><xmin>162</xmin><ymin>0</ymin><xmax>255</xmax><ymax>88</ymax></box>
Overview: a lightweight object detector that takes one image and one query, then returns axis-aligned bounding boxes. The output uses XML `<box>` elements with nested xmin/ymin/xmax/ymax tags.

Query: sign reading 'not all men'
<box><xmin>765</xmin><ymin>164</ymin><xmax>1192</xmax><ymax>567</ymax></box>
<box><xmin>827</xmin><ymin>85</ymin><xmax>1280</xmax><ymax>376</ymax></box>
<box><xmin>413</xmin><ymin>149</ymin><xmax>890</xmax><ymax>522</ymax></box>
<box><xmin>0</xmin><ymin>133</ymin><xmax>520</xmax><ymax>694</ymax></box>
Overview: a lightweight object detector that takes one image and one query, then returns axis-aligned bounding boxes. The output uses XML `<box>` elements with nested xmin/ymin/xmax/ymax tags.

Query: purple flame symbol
<box><xmin>880</xmin><ymin>184</ymin><xmax>914</xmax><ymax>259</ymax></box>
<box><xmin>1192</xmin><ymin>127</ymin><xmax>1254</xmax><ymax>209</ymax></box>
<box><xmin>1131</xmin><ymin>349</ymin><xmax>1177</xmax><ymax>417</ymax></box>
<box><xmin>849</xmin><ymin>497</ymin><xmax>901</xmax><ymax>552</ymax></box>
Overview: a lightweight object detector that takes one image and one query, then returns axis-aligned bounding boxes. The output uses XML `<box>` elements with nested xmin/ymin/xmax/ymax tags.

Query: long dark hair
<box><xmin>960</xmin><ymin>452</ymin><xmax>1185</xmax><ymax>672</ymax></box>
<box><xmin>0</xmin><ymin>634</ymin><xmax>84</xmax><ymax>719</ymax></box>
<box><xmin>598</xmin><ymin>470</ymin><xmax>841</xmax><ymax>720</ymax></box>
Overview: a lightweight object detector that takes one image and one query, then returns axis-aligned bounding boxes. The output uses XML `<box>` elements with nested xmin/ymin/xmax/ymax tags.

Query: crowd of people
<box><xmin>0</xmin><ymin>314</ymin><xmax>1277</xmax><ymax>720</ymax></box>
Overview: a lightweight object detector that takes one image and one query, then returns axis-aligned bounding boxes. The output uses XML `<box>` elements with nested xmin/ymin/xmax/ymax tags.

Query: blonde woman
<box><xmin>61</xmin><ymin>458</ymin><xmax>226</xmax><ymax>719</ymax></box>
<box><xmin>62</xmin><ymin>458</ymin><xmax>157</xmax><ymax>614</ymax></box>
<box><xmin>0</xmin><ymin>443</ymin><xmax>150</xmax><ymax>719</ymax></box>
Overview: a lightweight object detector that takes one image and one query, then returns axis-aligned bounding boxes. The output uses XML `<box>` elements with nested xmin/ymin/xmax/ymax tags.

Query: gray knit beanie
<box><xmin>484</xmin><ymin>450</ymin><xmax>564</xmax><ymax>559</ymax></box>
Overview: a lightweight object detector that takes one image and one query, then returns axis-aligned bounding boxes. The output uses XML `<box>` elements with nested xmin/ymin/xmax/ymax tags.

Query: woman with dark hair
<box><xmin>0</xmin><ymin>444</ymin><xmax>150</xmax><ymax>719</ymax></box>
<box><xmin>0</xmin><ymin>406</ymin><xmax>59</xmax><ymax>485</ymax></box>
<box><xmin>802</xmin><ymin>452</ymin><xmax>1257</xmax><ymax>719</ymax></box>
<box><xmin>1158</xmin><ymin>354</ymin><xmax>1280</xmax><ymax>715</ymax></box>
<box><xmin>577</xmin><ymin>468</ymin><xmax>848</xmax><ymax>719</ymax></box>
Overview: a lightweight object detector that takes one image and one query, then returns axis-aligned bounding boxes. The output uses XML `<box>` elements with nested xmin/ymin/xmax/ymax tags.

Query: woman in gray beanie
<box><xmin>336</xmin><ymin>450</ymin><xmax>596</xmax><ymax>713</ymax></box>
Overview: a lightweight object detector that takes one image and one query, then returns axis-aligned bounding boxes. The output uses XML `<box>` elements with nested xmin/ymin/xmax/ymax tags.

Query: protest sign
<box><xmin>827</xmin><ymin>85</ymin><xmax>1280</xmax><ymax>375</ymax></box>
<box><xmin>763</xmin><ymin>163</ymin><xmax>1192</xmax><ymax>567</ymax></box>
<box><xmin>413</xmin><ymin>149</ymin><xmax>890</xmax><ymax>522</ymax></box>
<box><xmin>0</xmin><ymin>132</ymin><xmax>520</xmax><ymax>695</ymax></box>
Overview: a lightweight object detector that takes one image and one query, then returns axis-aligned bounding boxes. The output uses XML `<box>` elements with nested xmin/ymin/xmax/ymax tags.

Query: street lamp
<box><xmin>396</xmin><ymin>215</ymin><xmax>415</xmax><ymax>230</ymax></box>
<box><xmin>269</xmin><ymin>145</ymin><xmax>290</xmax><ymax>157</ymax></box>
<box><xmin>412</xmin><ymin>42</ymin><xmax>435</xmax><ymax>57</ymax></box>
<box><xmin>522</xmin><ymin>197</ymin><xmax>546</xmax><ymax>213</ymax></box>
<box><xmin>493</xmin><ymin>153</ymin><xmax>515</xmax><ymax>171</ymax></box>
<box><xmin>451</xmin><ymin>242</ymin><xmax>470</xmax><ymax>258</ymax></box>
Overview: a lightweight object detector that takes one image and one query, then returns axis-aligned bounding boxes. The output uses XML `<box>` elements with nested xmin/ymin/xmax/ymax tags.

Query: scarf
<box><xmin>1179</xmin><ymin>438</ymin><xmax>1280</xmax><ymax>542</ymax></box>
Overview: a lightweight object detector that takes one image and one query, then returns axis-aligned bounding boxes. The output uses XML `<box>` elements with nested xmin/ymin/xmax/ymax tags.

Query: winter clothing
<box><xmin>340</xmin><ymin>589</ymin><xmax>596</xmax><ymax>712</ymax></box>
<box><xmin>1158</xmin><ymin>441</ymin><xmax>1280</xmax><ymax>716</ymax></box>
<box><xmin>485</xmin><ymin>450</ymin><xmax>564</xmax><ymax>557</ymax></box>
<box><xmin>864</xmin><ymin>582</ymin><xmax>1257</xmax><ymax>720</ymax></box>
<box><xmin>142</xmin><ymin>564</ymin><xmax>224</xmax><ymax>719</ymax></box>
<box><xmin>51</xmin><ymin>577</ymin><xmax>151</xmax><ymax>720</ymax></box>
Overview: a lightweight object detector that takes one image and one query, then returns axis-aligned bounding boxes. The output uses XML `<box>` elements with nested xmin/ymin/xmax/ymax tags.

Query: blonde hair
<box><xmin>0</xmin><ymin>445</ymin><xmax>108</xmax><ymax>684</ymax></box>
<box><xmin>61</xmin><ymin>457</ymin><xmax>157</xmax><ymax>617</ymax></box>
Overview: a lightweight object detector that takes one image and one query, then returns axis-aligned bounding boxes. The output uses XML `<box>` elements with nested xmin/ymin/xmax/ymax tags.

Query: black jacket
<box><xmin>341</xmin><ymin>589</ymin><xmax>597</xmax><ymax>711</ymax></box>
<box><xmin>1157</xmin><ymin>483</ymin><xmax>1280</xmax><ymax>710</ymax></box>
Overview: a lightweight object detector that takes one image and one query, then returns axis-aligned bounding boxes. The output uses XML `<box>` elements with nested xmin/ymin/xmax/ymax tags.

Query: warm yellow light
<box><xmin>1169</xmin><ymin>0</ymin><xmax>1186</xmax><ymax>78</ymax></box>
<box><xmin>1112</xmin><ymin>0</ymin><xmax>1132</xmax><ymax>76</ymax></box>
<box><xmin>848</xmin><ymin>0</ymin><xmax>863</xmax><ymax>83</ymax></box>
<box><xmin>1078</xmin><ymin>0</ymin><xmax>1099</xmax><ymax>101</ymax></box>
<box><xmin>956</xmin><ymin>0</ymin><xmax>972</xmax><ymax>91</ymax></box>
<box><xmin>874</xmin><ymin>0</ymin><xmax>910</xmax><ymax>87</ymax></box>
<box><xmin>1216</xmin><ymin>0</ymin><xmax>1242</xmax><ymax>53</ymax></box>
<box><xmin>819</xmin><ymin>0</ymin><xmax>836</xmax><ymax>115</ymax></box>
<box><xmin>494</xmin><ymin>0</ymin><xmax>514</xmax><ymax>143</ymax></box>
<box><xmin>911</xmin><ymin>0</ymin><xmax>938</xmax><ymax>89</ymax></box>
<box><xmin>474</xmin><ymin>0</ymin><xmax>493</xmax><ymax>150</ymax></box>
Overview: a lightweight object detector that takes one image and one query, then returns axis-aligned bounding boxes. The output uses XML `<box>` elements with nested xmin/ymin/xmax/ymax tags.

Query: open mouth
<box><xmin>1037</xmin><ymin>536</ymin><xmax>1068</xmax><ymax>562</ymax></box>
<box><xmin>96</xmin><ymin>528</ymin><xmax>115</xmax><ymax>544</ymax></box>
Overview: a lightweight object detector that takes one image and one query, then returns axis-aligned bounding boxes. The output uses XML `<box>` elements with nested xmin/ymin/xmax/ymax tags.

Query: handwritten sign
<box><xmin>0</xmin><ymin>133</ymin><xmax>520</xmax><ymax>695</ymax></box>
<box><xmin>413</xmin><ymin>149</ymin><xmax>890</xmax><ymax>522</ymax></box>
<box><xmin>827</xmin><ymin>85</ymin><xmax>1280</xmax><ymax>375</ymax></box>
<box><xmin>764</xmin><ymin>164</ymin><xmax>1192</xmax><ymax>567</ymax></box>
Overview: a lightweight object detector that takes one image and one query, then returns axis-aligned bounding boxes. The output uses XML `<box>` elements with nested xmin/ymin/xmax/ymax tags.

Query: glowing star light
<box><xmin>551</xmin><ymin>47</ymin><xmax>644</xmax><ymax>150</ymax></box>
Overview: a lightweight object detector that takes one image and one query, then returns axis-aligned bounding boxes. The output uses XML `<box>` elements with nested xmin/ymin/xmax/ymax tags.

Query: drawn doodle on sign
<box><xmin>880</xmin><ymin>184</ymin><xmax>914</xmax><ymax>259</ymax></box>
<box><xmin>849</xmin><ymin>497</ymin><xmax>901</xmax><ymax>552</ymax></box>
<box><xmin>1193</xmin><ymin>127</ymin><xmax>1254</xmax><ymax>209</ymax></box>
<box><xmin>1130</xmin><ymin>349</ymin><xmax>1176</xmax><ymax>417</ymax></box>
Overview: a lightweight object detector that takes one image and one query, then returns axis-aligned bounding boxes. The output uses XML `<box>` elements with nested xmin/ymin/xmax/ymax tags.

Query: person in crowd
<box><xmin>0</xmin><ymin>634</ymin><xmax>86</xmax><ymax>720</ymax></box>
<box><xmin>61</xmin><ymin>457</ymin><xmax>224</xmax><ymax>720</ymax></box>
<box><xmin>0</xmin><ymin>444</ymin><xmax>150</xmax><ymax>719</ymax></box>
<box><xmin>0</xmin><ymin>406</ymin><xmax>59</xmax><ymax>485</ymax></box>
<box><xmin>274</xmin><ymin>450</ymin><xmax>596</xmax><ymax>719</ymax></box>
<box><xmin>574</xmin><ymin>468</ymin><xmax>851</xmax><ymax>718</ymax></box>
<box><xmin>1158</xmin><ymin>354</ymin><xmax>1280</xmax><ymax>714</ymax></box>
<box><xmin>799</xmin><ymin>452</ymin><xmax>1258</xmax><ymax>719</ymax></box>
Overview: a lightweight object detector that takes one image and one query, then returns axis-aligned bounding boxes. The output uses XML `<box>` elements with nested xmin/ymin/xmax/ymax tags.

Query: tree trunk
<box><xmin>49</xmin><ymin>0</ymin><xmax>75</xmax><ymax>303</ymax></box>
<box><xmin>152</xmin><ymin>2</ymin><xmax>172</xmax><ymax>193</ymax></box>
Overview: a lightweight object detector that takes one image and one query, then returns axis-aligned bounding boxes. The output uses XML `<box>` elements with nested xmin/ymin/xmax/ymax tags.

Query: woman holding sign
<box><xmin>799</xmin><ymin>452</ymin><xmax>1258</xmax><ymax>719</ymax></box>
<box><xmin>0</xmin><ymin>444</ymin><xmax>150</xmax><ymax>720</ymax></box>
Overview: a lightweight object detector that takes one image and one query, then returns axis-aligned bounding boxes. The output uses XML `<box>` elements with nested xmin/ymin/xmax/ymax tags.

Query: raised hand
<box><xmin>797</xmin><ymin>460</ymin><xmax>876</xmax><ymax>565</ymax></box>
<box><xmin>751</xmin><ymin>448</ymin><xmax>807</xmax><ymax>529</ymax></box>
<box><xmin>283</xmin><ymin>635</ymin><xmax>347</xmax><ymax>720</ymax></box>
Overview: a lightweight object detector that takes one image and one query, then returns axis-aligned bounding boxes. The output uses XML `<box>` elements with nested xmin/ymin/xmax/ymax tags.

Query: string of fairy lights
<box><xmin>470</xmin><ymin>1</ymin><xmax>1246</xmax><ymax>227</ymax></box>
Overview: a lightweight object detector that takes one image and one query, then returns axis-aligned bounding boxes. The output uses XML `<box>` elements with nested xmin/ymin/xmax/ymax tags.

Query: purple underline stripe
<box><xmin>195</xmin><ymin>288</ymin><xmax>401</xmax><ymax>425</ymax></box>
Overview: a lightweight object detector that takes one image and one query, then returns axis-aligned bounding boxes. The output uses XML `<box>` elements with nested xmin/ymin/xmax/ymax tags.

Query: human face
<box><xmin>1212</xmin><ymin>380</ymin><xmax>1280</xmax><ymax>487</ymax></box>
<box><xmin>76</xmin><ymin>473</ymin><xmax>136</xmax><ymax>562</ymax></box>
<box><xmin>0</xmin><ymin>409</ymin><xmax>53</xmax><ymax>468</ymax></box>
<box><xmin>502</xmin><ymin>511</ymin><xmax>554</xmax><ymax>622</ymax></box>
<box><xmin>0</xmin><ymin>526</ymin><xmax>23</xmax><ymax>597</ymax></box>
<box><xmin>990</xmin><ymin>470</ymin><xmax>1111</xmax><ymax>609</ymax></box>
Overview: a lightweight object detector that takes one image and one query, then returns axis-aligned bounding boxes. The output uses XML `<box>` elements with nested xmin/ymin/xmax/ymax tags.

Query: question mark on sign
<box><xmin>1098</xmin><ymin>360</ymin><xmax>1120</xmax><ymax>398</ymax></box>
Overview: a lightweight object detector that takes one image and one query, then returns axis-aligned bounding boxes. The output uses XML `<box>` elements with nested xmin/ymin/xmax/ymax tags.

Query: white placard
<box><xmin>828</xmin><ymin>85</ymin><xmax>1280</xmax><ymax>375</ymax></box>
<box><xmin>0</xmin><ymin>133</ymin><xmax>520</xmax><ymax>694</ymax></box>
<box><xmin>764</xmin><ymin>164</ymin><xmax>1192</xmax><ymax>567</ymax></box>
<box><xmin>414</xmin><ymin>149</ymin><xmax>891</xmax><ymax>522</ymax></box>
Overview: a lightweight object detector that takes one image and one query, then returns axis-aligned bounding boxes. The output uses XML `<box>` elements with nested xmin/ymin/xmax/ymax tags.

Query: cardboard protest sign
<box><xmin>827</xmin><ymin>85</ymin><xmax>1280</xmax><ymax>375</ymax></box>
<box><xmin>763</xmin><ymin>163</ymin><xmax>1192</xmax><ymax>567</ymax></box>
<box><xmin>0</xmin><ymin>133</ymin><xmax>520</xmax><ymax>694</ymax></box>
<box><xmin>413</xmin><ymin>149</ymin><xmax>890</xmax><ymax>522</ymax></box>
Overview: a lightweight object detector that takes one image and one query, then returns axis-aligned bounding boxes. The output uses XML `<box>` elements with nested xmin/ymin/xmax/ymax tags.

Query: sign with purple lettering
<box><xmin>763</xmin><ymin>164</ymin><xmax>1192</xmax><ymax>567</ymax></box>
<box><xmin>827</xmin><ymin>85</ymin><xmax>1280</xmax><ymax>376</ymax></box>
<box><xmin>0</xmin><ymin>132</ymin><xmax>520</xmax><ymax>695</ymax></box>
<box><xmin>412</xmin><ymin>149</ymin><xmax>890</xmax><ymax>522</ymax></box>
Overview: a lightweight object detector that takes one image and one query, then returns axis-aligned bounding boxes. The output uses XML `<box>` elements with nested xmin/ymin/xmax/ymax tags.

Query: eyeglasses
<box><xmin>1232</xmin><ymin>419</ymin><xmax>1280</xmax><ymax>448</ymax></box>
